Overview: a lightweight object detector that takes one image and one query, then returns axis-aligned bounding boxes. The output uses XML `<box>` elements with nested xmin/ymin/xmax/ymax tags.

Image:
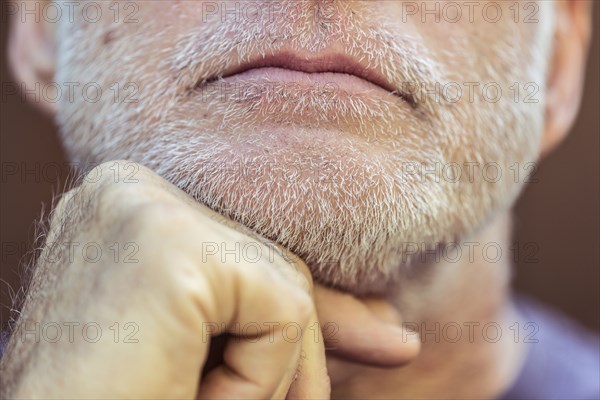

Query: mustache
<box><xmin>167</xmin><ymin>1</ymin><xmax>447</xmax><ymax>117</ymax></box>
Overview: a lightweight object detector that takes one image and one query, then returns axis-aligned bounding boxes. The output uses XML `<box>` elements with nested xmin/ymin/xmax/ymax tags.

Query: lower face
<box><xmin>54</xmin><ymin>0</ymin><xmax>552</xmax><ymax>293</ymax></box>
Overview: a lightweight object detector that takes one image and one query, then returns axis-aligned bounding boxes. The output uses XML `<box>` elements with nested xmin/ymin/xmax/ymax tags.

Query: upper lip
<box><xmin>201</xmin><ymin>51</ymin><xmax>416</xmax><ymax>107</ymax></box>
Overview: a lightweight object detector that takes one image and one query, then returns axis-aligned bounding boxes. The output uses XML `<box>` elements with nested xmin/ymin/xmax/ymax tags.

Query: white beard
<box><xmin>54</xmin><ymin>0</ymin><xmax>554</xmax><ymax>294</ymax></box>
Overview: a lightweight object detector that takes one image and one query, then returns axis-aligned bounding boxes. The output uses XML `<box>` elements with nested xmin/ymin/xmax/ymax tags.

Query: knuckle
<box><xmin>139</xmin><ymin>201</ymin><xmax>197</xmax><ymax>231</ymax></box>
<box><xmin>49</xmin><ymin>170</ymin><xmax>199</xmax><ymax>254</ymax></box>
<box><xmin>73</xmin><ymin>161</ymin><xmax>135</xmax><ymax>208</ymax></box>
<box><xmin>81</xmin><ymin>160</ymin><xmax>143</xmax><ymax>185</ymax></box>
<box><xmin>69</xmin><ymin>162</ymin><xmax>191</xmax><ymax>237</ymax></box>
<box><xmin>287</xmin><ymin>290</ymin><xmax>314</xmax><ymax>325</ymax></box>
<box><xmin>284</xmin><ymin>259</ymin><xmax>314</xmax><ymax>295</ymax></box>
<box><xmin>116</xmin><ymin>201</ymin><xmax>200</xmax><ymax>245</ymax></box>
<box><xmin>77</xmin><ymin>160</ymin><xmax>161</xmax><ymax>201</ymax></box>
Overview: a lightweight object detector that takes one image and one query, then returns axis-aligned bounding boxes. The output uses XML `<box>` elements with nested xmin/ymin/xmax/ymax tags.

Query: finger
<box><xmin>283</xmin><ymin>310</ymin><xmax>331</xmax><ymax>400</ymax></box>
<box><xmin>197</xmin><ymin>263</ymin><xmax>313</xmax><ymax>399</ymax></box>
<box><xmin>314</xmin><ymin>285</ymin><xmax>421</xmax><ymax>367</ymax></box>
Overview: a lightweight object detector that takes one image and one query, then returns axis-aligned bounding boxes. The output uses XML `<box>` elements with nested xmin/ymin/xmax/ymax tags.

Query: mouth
<box><xmin>199</xmin><ymin>51</ymin><xmax>417</xmax><ymax>108</ymax></box>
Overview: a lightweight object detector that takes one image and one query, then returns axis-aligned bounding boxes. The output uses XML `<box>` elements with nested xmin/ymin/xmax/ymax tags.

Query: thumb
<box><xmin>314</xmin><ymin>285</ymin><xmax>421</xmax><ymax>367</ymax></box>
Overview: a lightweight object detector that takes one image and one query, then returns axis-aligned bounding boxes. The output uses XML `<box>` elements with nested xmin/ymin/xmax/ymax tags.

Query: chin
<box><xmin>124</xmin><ymin>132</ymin><xmax>460</xmax><ymax>295</ymax></box>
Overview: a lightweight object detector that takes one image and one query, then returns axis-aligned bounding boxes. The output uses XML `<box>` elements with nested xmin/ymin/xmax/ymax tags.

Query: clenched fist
<box><xmin>0</xmin><ymin>161</ymin><xmax>419</xmax><ymax>399</ymax></box>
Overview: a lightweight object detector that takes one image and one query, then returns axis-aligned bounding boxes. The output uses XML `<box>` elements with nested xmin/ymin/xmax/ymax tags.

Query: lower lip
<box><xmin>213</xmin><ymin>67</ymin><xmax>394</xmax><ymax>96</ymax></box>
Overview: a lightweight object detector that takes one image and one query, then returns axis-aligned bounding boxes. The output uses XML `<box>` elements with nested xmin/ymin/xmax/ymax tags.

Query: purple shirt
<box><xmin>499</xmin><ymin>295</ymin><xmax>600</xmax><ymax>399</ymax></box>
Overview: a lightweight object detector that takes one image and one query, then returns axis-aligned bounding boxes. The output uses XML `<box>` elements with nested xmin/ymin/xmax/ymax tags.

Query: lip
<box><xmin>200</xmin><ymin>52</ymin><xmax>416</xmax><ymax>107</ymax></box>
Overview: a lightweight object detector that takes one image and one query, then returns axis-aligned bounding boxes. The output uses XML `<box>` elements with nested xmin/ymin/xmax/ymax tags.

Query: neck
<box><xmin>331</xmin><ymin>211</ymin><xmax>529</xmax><ymax>399</ymax></box>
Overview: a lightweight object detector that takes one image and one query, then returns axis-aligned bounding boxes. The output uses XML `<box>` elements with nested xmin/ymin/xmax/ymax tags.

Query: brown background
<box><xmin>1</xmin><ymin>4</ymin><xmax>599</xmax><ymax>332</ymax></box>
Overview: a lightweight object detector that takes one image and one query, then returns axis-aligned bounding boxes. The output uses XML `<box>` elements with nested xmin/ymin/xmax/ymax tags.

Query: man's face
<box><xmin>52</xmin><ymin>0</ymin><xmax>554</xmax><ymax>293</ymax></box>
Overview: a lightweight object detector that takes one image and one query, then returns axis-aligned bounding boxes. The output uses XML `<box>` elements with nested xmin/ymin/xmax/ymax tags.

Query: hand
<box><xmin>1</xmin><ymin>161</ymin><xmax>328</xmax><ymax>399</ymax></box>
<box><xmin>312</xmin><ymin>285</ymin><xmax>421</xmax><ymax>388</ymax></box>
<box><xmin>1</xmin><ymin>160</ymin><xmax>420</xmax><ymax>399</ymax></box>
